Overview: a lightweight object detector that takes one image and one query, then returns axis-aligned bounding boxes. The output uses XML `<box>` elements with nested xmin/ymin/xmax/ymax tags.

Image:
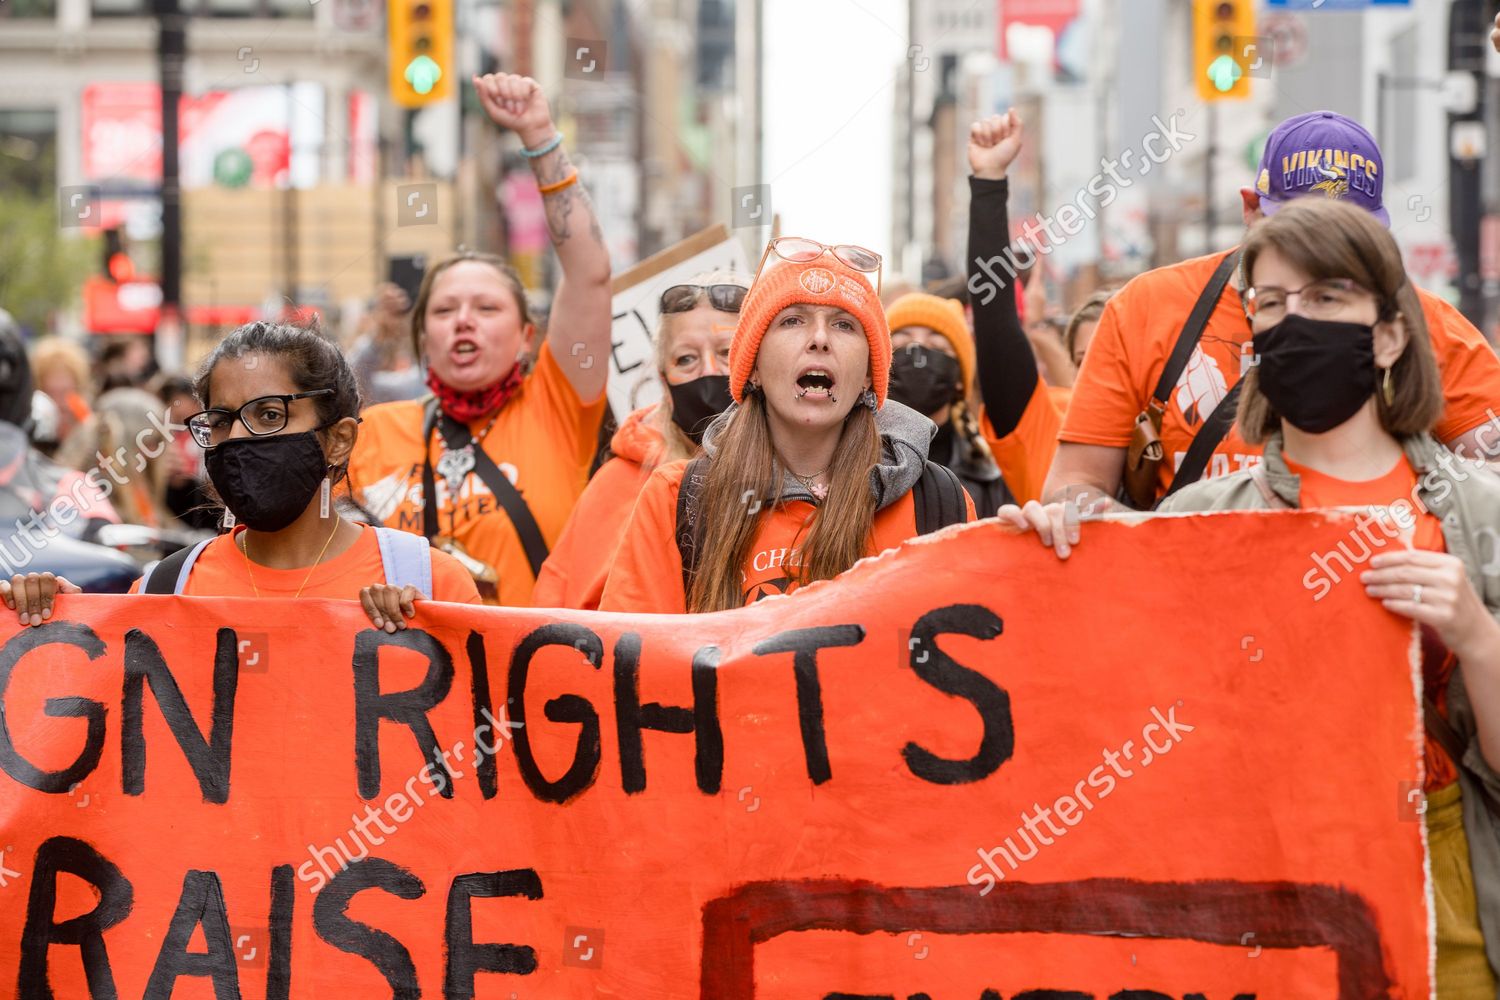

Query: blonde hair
<box><xmin>1064</xmin><ymin>290</ymin><xmax>1112</xmax><ymax>362</ymax></box>
<box><xmin>649</xmin><ymin>269</ymin><xmax>750</xmax><ymax>468</ymax></box>
<box><xmin>31</xmin><ymin>337</ymin><xmax>92</xmax><ymax>396</ymax></box>
<box><xmin>56</xmin><ymin>388</ymin><xmax>176</xmax><ymax>528</ymax></box>
<box><xmin>687</xmin><ymin>393</ymin><xmax>880</xmax><ymax>613</ymax></box>
<box><xmin>1238</xmin><ymin>199</ymin><xmax>1442</xmax><ymax>444</ymax></box>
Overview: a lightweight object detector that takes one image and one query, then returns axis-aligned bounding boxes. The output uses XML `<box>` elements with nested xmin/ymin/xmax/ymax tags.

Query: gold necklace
<box><xmin>238</xmin><ymin>519</ymin><xmax>343</xmax><ymax>599</ymax></box>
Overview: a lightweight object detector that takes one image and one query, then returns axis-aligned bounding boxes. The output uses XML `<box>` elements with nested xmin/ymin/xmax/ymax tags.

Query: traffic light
<box><xmin>1193</xmin><ymin>0</ymin><xmax>1254</xmax><ymax>102</ymax></box>
<box><xmin>388</xmin><ymin>0</ymin><xmax>453</xmax><ymax>108</ymax></box>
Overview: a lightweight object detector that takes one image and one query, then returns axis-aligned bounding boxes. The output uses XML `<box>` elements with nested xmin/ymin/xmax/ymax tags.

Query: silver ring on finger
<box><xmin>1413</xmin><ymin>584</ymin><xmax>1423</xmax><ymax>605</ymax></box>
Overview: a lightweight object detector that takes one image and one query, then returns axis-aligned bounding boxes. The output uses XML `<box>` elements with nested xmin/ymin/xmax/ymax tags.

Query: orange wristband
<box><xmin>538</xmin><ymin>171</ymin><xmax>579</xmax><ymax>196</ymax></box>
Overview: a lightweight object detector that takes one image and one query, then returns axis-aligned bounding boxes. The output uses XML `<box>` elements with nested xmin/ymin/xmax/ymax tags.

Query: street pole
<box><xmin>1448</xmin><ymin>0</ymin><xmax>1485</xmax><ymax>326</ymax></box>
<box><xmin>1205</xmin><ymin>102</ymin><xmax>1217</xmax><ymax>257</ymax></box>
<box><xmin>154</xmin><ymin>0</ymin><xmax>184</xmax><ymax>358</ymax></box>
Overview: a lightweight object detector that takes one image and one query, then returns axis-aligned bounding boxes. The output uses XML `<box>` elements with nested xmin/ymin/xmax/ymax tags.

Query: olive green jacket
<box><xmin>1160</xmin><ymin>431</ymin><xmax>1500</xmax><ymax>988</ymax></box>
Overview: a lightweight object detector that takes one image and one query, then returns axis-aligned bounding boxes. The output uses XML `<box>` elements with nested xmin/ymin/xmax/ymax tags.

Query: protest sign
<box><xmin>607</xmin><ymin>224</ymin><xmax>749</xmax><ymax>419</ymax></box>
<box><xmin>0</xmin><ymin>512</ymin><xmax>1428</xmax><ymax>998</ymax></box>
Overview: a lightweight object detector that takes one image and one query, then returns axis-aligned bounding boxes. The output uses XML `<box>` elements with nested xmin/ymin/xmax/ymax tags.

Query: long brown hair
<box><xmin>1238</xmin><ymin>199</ymin><xmax>1442</xmax><ymax>444</ymax></box>
<box><xmin>687</xmin><ymin>392</ymin><xmax>881</xmax><ymax>613</ymax></box>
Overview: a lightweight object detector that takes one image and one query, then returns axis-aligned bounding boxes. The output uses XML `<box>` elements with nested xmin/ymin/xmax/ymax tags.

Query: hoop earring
<box><xmin>1381</xmin><ymin>366</ymin><xmax>1394</xmax><ymax>406</ymax></box>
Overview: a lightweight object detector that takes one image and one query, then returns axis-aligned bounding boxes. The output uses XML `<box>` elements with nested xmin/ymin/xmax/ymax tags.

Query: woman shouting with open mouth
<box><xmin>599</xmin><ymin>239</ymin><xmax>976</xmax><ymax>614</ymax></box>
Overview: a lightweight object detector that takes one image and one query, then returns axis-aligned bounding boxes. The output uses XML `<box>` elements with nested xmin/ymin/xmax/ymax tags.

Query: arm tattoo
<box><xmin>532</xmin><ymin>146</ymin><xmax>604</xmax><ymax>248</ymax></box>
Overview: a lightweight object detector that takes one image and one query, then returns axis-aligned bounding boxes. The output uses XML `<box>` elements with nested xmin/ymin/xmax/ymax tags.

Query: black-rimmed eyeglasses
<box><xmin>185</xmin><ymin>390</ymin><xmax>333</xmax><ymax>448</ymax></box>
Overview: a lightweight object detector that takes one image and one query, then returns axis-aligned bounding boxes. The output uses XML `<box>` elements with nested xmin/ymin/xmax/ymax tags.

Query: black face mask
<box><xmin>888</xmin><ymin>344</ymin><xmax>962</xmax><ymax>417</ymax></box>
<box><xmin>1251</xmin><ymin>314</ymin><xmax>1377</xmax><ymax>434</ymax></box>
<box><xmin>205</xmin><ymin>429</ymin><xmax>330</xmax><ymax>532</ymax></box>
<box><xmin>668</xmin><ymin>375</ymin><xmax>733</xmax><ymax>444</ymax></box>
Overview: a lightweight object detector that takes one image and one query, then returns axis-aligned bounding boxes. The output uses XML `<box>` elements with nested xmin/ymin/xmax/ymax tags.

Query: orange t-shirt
<box><xmin>130</xmin><ymin>524</ymin><xmax>482</xmax><ymax>603</ymax></box>
<box><xmin>980</xmin><ymin>375</ymin><xmax>1065</xmax><ymax>505</ymax></box>
<box><xmin>599</xmin><ymin>460</ymin><xmax>976</xmax><ymax>614</ymax></box>
<box><xmin>347</xmin><ymin>343</ymin><xmax>607</xmax><ymax>607</ymax></box>
<box><xmin>532</xmin><ymin>405</ymin><xmax>668</xmax><ymax>611</ymax></box>
<box><xmin>1284</xmin><ymin>451</ymin><xmax>1456</xmax><ymax>791</ymax></box>
<box><xmin>1061</xmin><ymin>249</ymin><xmax>1500</xmax><ymax>501</ymax></box>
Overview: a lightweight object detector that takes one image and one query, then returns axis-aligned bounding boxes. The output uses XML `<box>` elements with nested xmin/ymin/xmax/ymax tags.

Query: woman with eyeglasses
<box><xmin>346</xmin><ymin>71</ymin><xmax>612</xmax><ymax>606</ymax></box>
<box><xmin>2</xmin><ymin>321</ymin><xmax>481</xmax><ymax>628</ymax></box>
<box><xmin>1157</xmin><ymin>198</ymin><xmax>1500</xmax><ymax>994</ymax></box>
<box><xmin>598</xmin><ymin>238</ymin><xmax>980</xmax><ymax>614</ymax></box>
<box><xmin>533</xmin><ymin>271</ymin><xmax>748</xmax><ymax>610</ymax></box>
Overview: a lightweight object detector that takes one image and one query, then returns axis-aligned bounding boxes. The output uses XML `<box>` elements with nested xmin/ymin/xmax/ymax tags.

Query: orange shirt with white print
<box><xmin>598</xmin><ymin>460</ymin><xmax>976</xmax><ymax>614</ymax></box>
<box><xmin>130</xmin><ymin>524</ymin><xmax>482</xmax><ymax>603</ymax></box>
<box><xmin>347</xmin><ymin>343</ymin><xmax>607</xmax><ymax>607</ymax></box>
<box><xmin>1285</xmin><ymin>451</ymin><xmax>1455</xmax><ymax>791</ymax></box>
<box><xmin>1062</xmin><ymin>249</ymin><xmax>1500</xmax><ymax>500</ymax></box>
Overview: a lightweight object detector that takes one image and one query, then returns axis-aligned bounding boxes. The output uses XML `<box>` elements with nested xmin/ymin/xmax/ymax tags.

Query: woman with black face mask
<box><xmin>532</xmin><ymin>271</ymin><xmax>747</xmax><ymax>609</ymax></box>
<box><xmin>3</xmin><ymin>322</ymin><xmax>481</xmax><ymax>628</ymax></box>
<box><xmin>1158</xmin><ymin>198</ymin><xmax>1500</xmax><ymax>995</ymax></box>
<box><xmin>884</xmin><ymin>293</ymin><xmax>1013</xmax><ymax>518</ymax></box>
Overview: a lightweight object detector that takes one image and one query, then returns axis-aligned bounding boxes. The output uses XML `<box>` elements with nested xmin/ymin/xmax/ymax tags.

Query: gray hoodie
<box><xmin>701</xmin><ymin>398</ymin><xmax>936</xmax><ymax>510</ymax></box>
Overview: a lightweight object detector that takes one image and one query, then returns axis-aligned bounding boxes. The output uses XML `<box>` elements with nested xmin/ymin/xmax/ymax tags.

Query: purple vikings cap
<box><xmin>1254</xmin><ymin>110</ymin><xmax>1390</xmax><ymax>227</ymax></box>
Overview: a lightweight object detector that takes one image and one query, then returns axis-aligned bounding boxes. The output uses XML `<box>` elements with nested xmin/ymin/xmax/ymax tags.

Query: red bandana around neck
<box><xmin>426</xmin><ymin>364</ymin><xmax>525</xmax><ymax>423</ymax></box>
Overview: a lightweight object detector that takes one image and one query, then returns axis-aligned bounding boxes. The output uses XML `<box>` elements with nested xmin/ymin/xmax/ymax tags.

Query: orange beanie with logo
<box><xmin>729</xmin><ymin>254</ymin><xmax>891</xmax><ymax>406</ymax></box>
<box><xmin>884</xmin><ymin>293</ymin><xmax>975</xmax><ymax>392</ymax></box>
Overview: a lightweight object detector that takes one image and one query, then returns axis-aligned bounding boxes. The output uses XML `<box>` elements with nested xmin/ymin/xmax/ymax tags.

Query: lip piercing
<box><xmin>795</xmin><ymin>388</ymin><xmax>838</xmax><ymax>403</ymax></box>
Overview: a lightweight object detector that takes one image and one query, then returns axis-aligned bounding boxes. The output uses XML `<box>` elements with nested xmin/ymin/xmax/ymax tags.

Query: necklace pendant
<box><xmin>436</xmin><ymin>444</ymin><xmax>476</xmax><ymax>496</ymax></box>
<box><xmin>810</xmin><ymin>482</ymin><xmax>829</xmax><ymax>501</ymax></box>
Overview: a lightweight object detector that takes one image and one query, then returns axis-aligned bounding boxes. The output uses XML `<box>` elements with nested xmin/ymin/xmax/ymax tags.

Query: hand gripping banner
<box><xmin>0</xmin><ymin>512</ymin><xmax>1429</xmax><ymax>998</ymax></box>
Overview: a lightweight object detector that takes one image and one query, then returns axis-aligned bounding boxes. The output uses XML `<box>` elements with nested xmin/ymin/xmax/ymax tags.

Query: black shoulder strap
<box><xmin>1160</xmin><ymin>380</ymin><xmax>1244</xmax><ymax>502</ymax></box>
<box><xmin>420</xmin><ymin>397</ymin><xmax>551</xmax><ymax>579</ymax></box>
<box><xmin>143</xmin><ymin>544</ymin><xmax>196</xmax><ymax>595</ymax></box>
<box><xmin>1149</xmin><ymin>249</ymin><xmax>1242</xmax><ymax>405</ymax></box>
<box><xmin>420</xmin><ymin>397</ymin><xmax>442</xmax><ymax>541</ymax></box>
<box><xmin>676</xmin><ymin>456</ymin><xmax>711</xmax><ymax>596</ymax></box>
<box><xmin>912</xmin><ymin>460</ymin><xmax>968</xmax><ymax>535</ymax></box>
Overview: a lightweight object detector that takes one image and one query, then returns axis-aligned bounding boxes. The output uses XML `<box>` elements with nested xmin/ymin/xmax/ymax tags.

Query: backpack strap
<box><xmin>675</xmin><ymin>456</ymin><xmax>711</xmax><ymax>597</ymax></box>
<box><xmin>374</xmin><ymin>526</ymin><xmax>434</xmax><ymax>596</ymax></box>
<box><xmin>142</xmin><ymin>537</ymin><xmax>214</xmax><ymax>595</ymax></box>
<box><xmin>419</xmin><ymin>396</ymin><xmax>551</xmax><ymax>579</ymax></box>
<box><xmin>1149</xmin><ymin>249</ymin><xmax>1242</xmax><ymax>406</ymax></box>
<box><xmin>912</xmin><ymin>460</ymin><xmax>969</xmax><ymax>535</ymax></box>
<box><xmin>1144</xmin><ymin>249</ymin><xmax>1244</xmax><ymax>505</ymax></box>
<box><xmin>1160</xmin><ymin>380</ymin><xmax>1245</xmax><ymax>502</ymax></box>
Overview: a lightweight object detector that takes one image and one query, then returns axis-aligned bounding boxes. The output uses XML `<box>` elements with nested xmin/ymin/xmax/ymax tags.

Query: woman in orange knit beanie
<box><xmin>600</xmin><ymin>238</ymin><xmax>979</xmax><ymax>614</ymax></box>
<box><xmin>532</xmin><ymin>270</ymin><xmax>748</xmax><ymax>610</ymax></box>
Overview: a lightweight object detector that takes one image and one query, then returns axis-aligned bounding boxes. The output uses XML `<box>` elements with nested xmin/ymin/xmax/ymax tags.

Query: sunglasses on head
<box><xmin>754</xmin><ymin>237</ymin><xmax>884</xmax><ymax>295</ymax></box>
<box><xmin>659</xmin><ymin>283</ymin><xmax>747</xmax><ymax>315</ymax></box>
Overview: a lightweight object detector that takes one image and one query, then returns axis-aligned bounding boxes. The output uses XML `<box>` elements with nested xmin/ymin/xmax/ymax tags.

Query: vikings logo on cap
<box><xmin>1309</xmin><ymin>165</ymin><xmax>1350</xmax><ymax>201</ymax></box>
<box><xmin>1256</xmin><ymin>168</ymin><xmax>1271</xmax><ymax>197</ymax></box>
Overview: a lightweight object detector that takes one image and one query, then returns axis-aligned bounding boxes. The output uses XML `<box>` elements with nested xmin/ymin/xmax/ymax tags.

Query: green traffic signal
<box><xmin>1207</xmin><ymin>53</ymin><xmax>1241</xmax><ymax>93</ymax></box>
<box><xmin>405</xmin><ymin>54</ymin><xmax>442</xmax><ymax>95</ymax></box>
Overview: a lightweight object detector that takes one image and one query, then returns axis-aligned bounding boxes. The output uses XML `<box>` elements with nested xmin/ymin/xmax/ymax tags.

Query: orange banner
<box><xmin>0</xmin><ymin>512</ymin><xmax>1428</xmax><ymax>998</ymax></box>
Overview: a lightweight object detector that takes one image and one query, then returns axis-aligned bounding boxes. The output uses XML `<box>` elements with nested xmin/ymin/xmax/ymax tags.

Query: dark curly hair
<box><xmin>194</xmin><ymin>320</ymin><xmax>363</xmax><ymax>485</ymax></box>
